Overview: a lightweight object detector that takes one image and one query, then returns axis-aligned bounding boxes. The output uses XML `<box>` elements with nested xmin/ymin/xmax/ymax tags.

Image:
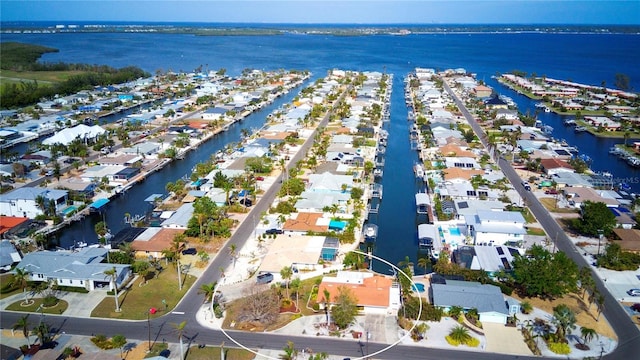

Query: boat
<box><xmin>609</xmin><ymin>147</ymin><xmax>620</xmax><ymax>155</ymax></box>
<box><xmin>541</xmin><ymin>125</ymin><xmax>554</xmax><ymax>134</ymax></box>
<box><xmin>574</xmin><ymin>126</ymin><xmax>587</xmax><ymax>132</ymax></box>
<box><xmin>363</xmin><ymin>223</ymin><xmax>378</xmax><ymax>242</ymax></box>
<box><xmin>414</xmin><ymin>163</ymin><xmax>424</xmax><ymax>178</ymax></box>
<box><xmin>563</xmin><ymin>119</ymin><xmax>576</xmax><ymax>126</ymax></box>
<box><xmin>373</xmin><ymin>168</ymin><xmax>383</xmax><ymax>177</ymax></box>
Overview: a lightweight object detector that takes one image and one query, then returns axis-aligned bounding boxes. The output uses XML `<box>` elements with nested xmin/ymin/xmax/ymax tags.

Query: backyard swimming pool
<box><xmin>449</xmin><ymin>226</ymin><xmax>461</xmax><ymax>236</ymax></box>
<box><xmin>412</xmin><ymin>283</ymin><xmax>425</xmax><ymax>293</ymax></box>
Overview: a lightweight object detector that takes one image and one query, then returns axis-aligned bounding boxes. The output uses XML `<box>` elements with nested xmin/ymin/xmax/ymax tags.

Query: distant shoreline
<box><xmin>2</xmin><ymin>22</ymin><xmax>639</xmax><ymax>36</ymax></box>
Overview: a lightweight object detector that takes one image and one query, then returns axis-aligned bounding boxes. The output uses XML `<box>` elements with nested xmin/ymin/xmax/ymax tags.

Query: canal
<box><xmin>52</xmin><ymin>85</ymin><xmax>306</xmax><ymax>248</ymax></box>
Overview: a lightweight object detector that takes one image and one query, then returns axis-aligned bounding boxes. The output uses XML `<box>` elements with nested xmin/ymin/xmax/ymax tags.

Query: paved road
<box><xmin>443</xmin><ymin>80</ymin><xmax>640</xmax><ymax>360</ymax></box>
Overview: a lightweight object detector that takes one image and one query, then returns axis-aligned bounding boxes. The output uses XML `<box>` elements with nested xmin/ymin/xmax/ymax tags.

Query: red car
<box><xmin>545</xmin><ymin>189</ymin><xmax>559</xmax><ymax>195</ymax></box>
<box><xmin>255</xmin><ymin>176</ymin><xmax>265</xmax><ymax>181</ymax></box>
<box><xmin>631</xmin><ymin>303</ymin><xmax>640</xmax><ymax>312</ymax></box>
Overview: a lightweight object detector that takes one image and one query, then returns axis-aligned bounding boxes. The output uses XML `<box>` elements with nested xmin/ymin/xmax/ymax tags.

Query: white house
<box><xmin>42</xmin><ymin>124</ymin><xmax>106</xmax><ymax>146</ymax></box>
<box><xmin>0</xmin><ymin>187</ymin><xmax>68</xmax><ymax>218</ymax></box>
<box><xmin>307</xmin><ymin>172</ymin><xmax>354</xmax><ymax>193</ymax></box>
<box><xmin>465</xmin><ymin>210</ymin><xmax>526</xmax><ymax>246</ymax></box>
<box><xmin>15</xmin><ymin>247</ymin><xmax>131</xmax><ymax>291</ymax></box>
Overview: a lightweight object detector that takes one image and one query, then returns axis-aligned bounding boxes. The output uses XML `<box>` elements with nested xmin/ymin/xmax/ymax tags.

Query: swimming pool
<box><xmin>412</xmin><ymin>283</ymin><xmax>425</xmax><ymax>293</ymax></box>
<box><xmin>449</xmin><ymin>227</ymin><xmax>461</xmax><ymax>236</ymax></box>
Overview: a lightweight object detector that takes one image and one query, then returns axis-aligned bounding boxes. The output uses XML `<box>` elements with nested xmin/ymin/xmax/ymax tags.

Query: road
<box><xmin>3</xmin><ymin>80</ymin><xmax>637</xmax><ymax>359</ymax></box>
<box><xmin>442</xmin><ymin>79</ymin><xmax>640</xmax><ymax>360</ymax></box>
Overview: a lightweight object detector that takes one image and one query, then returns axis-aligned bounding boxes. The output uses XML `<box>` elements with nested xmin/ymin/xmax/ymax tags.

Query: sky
<box><xmin>1</xmin><ymin>0</ymin><xmax>639</xmax><ymax>25</ymax></box>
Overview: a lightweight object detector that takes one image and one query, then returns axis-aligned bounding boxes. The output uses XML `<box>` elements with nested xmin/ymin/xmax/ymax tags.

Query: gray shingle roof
<box><xmin>432</xmin><ymin>280</ymin><xmax>508</xmax><ymax>315</ymax></box>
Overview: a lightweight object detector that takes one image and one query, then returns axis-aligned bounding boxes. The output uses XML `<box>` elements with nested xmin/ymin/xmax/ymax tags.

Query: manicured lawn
<box><xmin>184</xmin><ymin>346</ymin><xmax>255</xmax><ymax>360</ymax></box>
<box><xmin>0</xmin><ymin>274</ymin><xmax>21</xmax><ymax>300</ymax></box>
<box><xmin>539</xmin><ymin>198</ymin><xmax>579</xmax><ymax>213</ymax></box>
<box><xmin>0</xmin><ymin>69</ymin><xmax>86</xmax><ymax>83</ymax></box>
<box><xmin>5</xmin><ymin>297</ymin><xmax>69</xmax><ymax>315</ymax></box>
<box><xmin>526</xmin><ymin>227</ymin><xmax>547</xmax><ymax>236</ymax></box>
<box><xmin>91</xmin><ymin>266</ymin><xmax>196</xmax><ymax>320</ymax></box>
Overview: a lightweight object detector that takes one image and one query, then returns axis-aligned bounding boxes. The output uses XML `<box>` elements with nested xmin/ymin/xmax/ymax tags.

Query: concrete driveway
<box><xmin>483</xmin><ymin>322</ymin><xmax>532</xmax><ymax>356</ymax></box>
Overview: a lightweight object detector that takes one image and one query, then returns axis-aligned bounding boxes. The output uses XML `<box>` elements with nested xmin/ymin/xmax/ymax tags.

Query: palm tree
<box><xmin>32</xmin><ymin>322</ymin><xmax>51</xmax><ymax>345</ymax></box>
<box><xmin>198</xmin><ymin>282</ymin><xmax>217</xmax><ymax>303</ymax></box>
<box><xmin>520</xmin><ymin>301</ymin><xmax>533</xmax><ymax>315</ymax></box>
<box><xmin>173</xmin><ymin>320</ymin><xmax>187</xmax><ymax>360</ymax></box>
<box><xmin>11</xmin><ymin>267</ymin><xmax>32</xmax><ymax>305</ymax></box>
<box><xmin>448</xmin><ymin>325</ymin><xmax>472</xmax><ymax>344</ymax></box>
<box><xmin>595</xmin><ymin>293</ymin><xmax>605</xmax><ymax>321</ymax></box>
<box><xmin>111</xmin><ymin>334</ymin><xmax>127</xmax><ymax>359</ymax></box>
<box><xmin>229</xmin><ymin>243</ymin><xmax>237</xmax><ymax>268</ymax></box>
<box><xmin>170</xmin><ymin>234</ymin><xmax>186</xmax><ymax>290</ymax></box>
<box><xmin>280</xmin><ymin>266</ymin><xmax>293</xmax><ymax>298</ymax></box>
<box><xmin>417</xmin><ymin>256</ymin><xmax>430</xmax><ymax>275</ymax></box>
<box><xmin>12</xmin><ymin>315</ymin><xmax>30</xmax><ymax>346</ymax></box>
<box><xmin>104</xmin><ymin>267</ymin><xmax>121</xmax><ymax>312</ymax></box>
<box><xmin>551</xmin><ymin>304</ymin><xmax>577</xmax><ymax>342</ymax></box>
<box><xmin>279</xmin><ymin>340</ymin><xmax>298</xmax><ymax>360</ymax></box>
<box><xmin>580</xmin><ymin>327</ymin><xmax>598</xmax><ymax>346</ymax></box>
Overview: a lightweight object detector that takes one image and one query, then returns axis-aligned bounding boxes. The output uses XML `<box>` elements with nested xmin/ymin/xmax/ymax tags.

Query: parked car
<box><xmin>239</xmin><ymin>198</ymin><xmax>253</xmax><ymax>207</ymax></box>
<box><xmin>182</xmin><ymin>247</ymin><xmax>197</xmax><ymax>255</ymax></box>
<box><xmin>545</xmin><ymin>189</ymin><xmax>559</xmax><ymax>195</ymax></box>
<box><xmin>255</xmin><ymin>176</ymin><xmax>265</xmax><ymax>181</ymax></box>
<box><xmin>631</xmin><ymin>303</ymin><xmax>640</xmax><ymax>312</ymax></box>
<box><xmin>265</xmin><ymin>228</ymin><xmax>284</xmax><ymax>235</ymax></box>
<box><xmin>627</xmin><ymin>289</ymin><xmax>640</xmax><ymax>296</ymax></box>
<box><xmin>256</xmin><ymin>272</ymin><xmax>274</xmax><ymax>284</ymax></box>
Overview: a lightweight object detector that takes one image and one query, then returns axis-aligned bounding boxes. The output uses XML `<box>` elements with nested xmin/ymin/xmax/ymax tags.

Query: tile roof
<box><xmin>318</xmin><ymin>272</ymin><xmax>393</xmax><ymax>308</ymax></box>
<box><xmin>283</xmin><ymin>212</ymin><xmax>328</xmax><ymax>232</ymax></box>
<box><xmin>131</xmin><ymin>228</ymin><xmax>185</xmax><ymax>253</ymax></box>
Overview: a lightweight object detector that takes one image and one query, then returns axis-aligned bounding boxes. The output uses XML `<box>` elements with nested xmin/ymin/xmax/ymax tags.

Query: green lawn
<box><xmin>91</xmin><ymin>266</ymin><xmax>197</xmax><ymax>320</ymax></box>
<box><xmin>526</xmin><ymin>227</ymin><xmax>547</xmax><ymax>236</ymax></box>
<box><xmin>0</xmin><ymin>69</ymin><xmax>86</xmax><ymax>83</ymax></box>
<box><xmin>0</xmin><ymin>274</ymin><xmax>21</xmax><ymax>299</ymax></box>
<box><xmin>5</xmin><ymin>297</ymin><xmax>69</xmax><ymax>315</ymax></box>
<box><xmin>183</xmin><ymin>346</ymin><xmax>255</xmax><ymax>360</ymax></box>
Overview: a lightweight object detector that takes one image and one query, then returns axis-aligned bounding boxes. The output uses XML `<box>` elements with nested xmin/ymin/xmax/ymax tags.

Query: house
<box><xmin>453</xmin><ymin>245</ymin><xmax>522</xmax><ymax>274</ymax></box>
<box><xmin>307</xmin><ymin>172</ymin><xmax>354</xmax><ymax>193</ymax></box>
<box><xmin>51</xmin><ymin>178</ymin><xmax>96</xmax><ymax>199</ymax></box>
<box><xmin>484</xmin><ymin>96</ymin><xmax>509</xmax><ymax>110</ymax></box>
<box><xmin>465</xmin><ymin>210</ymin><xmax>526</xmax><ymax>246</ymax></box>
<box><xmin>161</xmin><ymin>203</ymin><xmax>193</xmax><ymax>229</ymax></box>
<box><xmin>318</xmin><ymin>271</ymin><xmax>401</xmax><ymax>313</ymax></box>
<box><xmin>444</xmin><ymin>157</ymin><xmax>480</xmax><ymax>169</ymax></box>
<box><xmin>15</xmin><ymin>247</ymin><xmax>131</xmax><ymax>291</ymax></box>
<box><xmin>42</xmin><ymin>124</ymin><xmax>106</xmax><ymax>146</ymax></box>
<box><xmin>612</xmin><ymin>229</ymin><xmax>640</xmax><ymax>253</ymax></box>
<box><xmin>258</xmin><ymin>235</ymin><xmax>329</xmax><ymax>275</ymax></box>
<box><xmin>472</xmin><ymin>85</ymin><xmax>493</xmax><ymax>98</ymax></box>
<box><xmin>0</xmin><ymin>187</ymin><xmax>68</xmax><ymax>218</ymax></box>
<box><xmin>21</xmin><ymin>150</ymin><xmax>52</xmax><ymax>166</ymax></box>
<box><xmin>201</xmin><ymin>107</ymin><xmax>227</xmax><ymax>120</ymax></box>
<box><xmin>539</xmin><ymin>158</ymin><xmax>574</xmax><ymax>176</ymax></box>
<box><xmin>431</xmin><ymin>280</ymin><xmax>509</xmax><ymax>324</ymax></box>
<box><xmin>0</xmin><ymin>216</ymin><xmax>30</xmax><ymax>239</ymax></box>
<box><xmin>562</xmin><ymin>187</ymin><xmax>620</xmax><ymax>208</ymax></box>
<box><xmin>0</xmin><ymin>240</ymin><xmax>22</xmax><ymax>271</ymax></box>
<box><xmin>130</xmin><ymin>228</ymin><xmax>185</xmax><ymax>259</ymax></box>
<box><xmin>283</xmin><ymin>212</ymin><xmax>329</xmax><ymax>233</ymax></box>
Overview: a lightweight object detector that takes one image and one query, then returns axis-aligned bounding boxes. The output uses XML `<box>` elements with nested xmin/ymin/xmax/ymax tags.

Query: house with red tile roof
<box><xmin>318</xmin><ymin>271</ymin><xmax>401</xmax><ymax>313</ymax></box>
<box><xmin>539</xmin><ymin>158</ymin><xmax>574</xmax><ymax>176</ymax></box>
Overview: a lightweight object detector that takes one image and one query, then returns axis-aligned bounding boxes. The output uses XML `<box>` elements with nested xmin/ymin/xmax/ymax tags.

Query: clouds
<box><xmin>1</xmin><ymin>1</ymin><xmax>638</xmax><ymax>25</ymax></box>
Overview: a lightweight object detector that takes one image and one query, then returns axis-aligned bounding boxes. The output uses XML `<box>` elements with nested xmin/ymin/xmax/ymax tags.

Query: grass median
<box><xmin>91</xmin><ymin>265</ymin><xmax>197</xmax><ymax>320</ymax></box>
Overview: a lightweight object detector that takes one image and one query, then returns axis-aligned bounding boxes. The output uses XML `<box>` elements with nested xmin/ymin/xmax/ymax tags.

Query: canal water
<box><xmin>52</xmin><ymin>85</ymin><xmax>306</xmax><ymax>248</ymax></box>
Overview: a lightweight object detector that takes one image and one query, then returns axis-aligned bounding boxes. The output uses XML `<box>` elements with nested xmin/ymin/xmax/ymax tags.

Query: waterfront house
<box><xmin>161</xmin><ymin>203</ymin><xmax>193</xmax><ymax>229</ymax></box>
<box><xmin>282</xmin><ymin>212</ymin><xmax>329</xmax><ymax>233</ymax></box>
<box><xmin>484</xmin><ymin>96</ymin><xmax>509</xmax><ymax>110</ymax></box>
<box><xmin>453</xmin><ymin>199</ymin><xmax>505</xmax><ymax>222</ymax></box>
<box><xmin>551</xmin><ymin>172</ymin><xmax>594</xmax><ymax>188</ymax></box>
<box><xmin>472</xmin><ymin>85</ymin><xmax>493</xmax><ymax>99</ymax></box>
<box><xmin>52</xmin><ymin>178</ymin><xmax>96</xmax><ymax>199</ymax></box>
<box><xmin>0</xmin><ymin>239</ymin><xmax>22</xmax><ymax>271</ymax></box>
<box><xmin>318</xmin><ymin>271</ymin><xmax>401</xmax><ymax>314</ymax></box>
<box><xmin>0</xmin><ymin>216</ymin><xmax>30</xmax><ymax>240</ymax></box>
<box><xmin>294</xmin><ymin>191</ymin><xmax>351</xmax><ymax>213</ymax></box>
<box><xmin>495</xmin><ymin>109</ymin><xmax>519</xmax><ymax>121</ymax></box>
<box><xmin>444</xmin><ymin>157</ymin><xmax>481</xmax><ymax>170</ymax></box>
<box><xmin>42</xmin><ymin>124</ymin><xmax>106</xmax><ymax>146</ymax></box>
<box><xmin>120</xmin><ymin>142</ymin><xmax>161</xmax><ymax>156</ymax></box>
<box><xmin>431</xmin><ymin>280</ymin><xmax>509</xmax><ymax>324</ymax></box>
<box><xmin>453</xmin><ymin>245</ymin><xmax>522</xmax><ymax>274</ymax></box>
<box><xmin>539</xmin><ymin>158</ymin><xmax>575</xmax><ymax>176</ymax></box>
<box><xmin>130</xmin><ymin>227</ymin><xmax>185</xmax><ymax>259</ymax></box>
<box><xmin>307</xmin><ymin>172</ymin><xmax>354</xmax><ymax>193</ymax></box>
<box><xmin>81</xmin><ymin>165</ymin><xmax>127</xmax><ymax>185</ymax></box>
<box><xmin>437</xmin><ymin>181</ymin><xmax>500</xmax><ymax>201</ymax></box>
<box><xmin>584</xmin><ymin>116</ymin><xmax>621</xmax><ymax>131</ymax></box>
<box><xmin>464</xmin><ymin>210</ymin><xmax>526</xmax><ymax>246</ymax></box>
<box><xmin>15</xmin><ymin>247</ymin><xmax>131</xmax><ymax>291</ymax></box>
<box><xmin>257</xmin><ymin>235</ymin><xmax>332</xmax><ymax>275</ymax></box>
<box><xmin>562</xmin><ymin>187</ymin><xmax>620</xmax><ymax>208</ymax></box>
<box><xmin>201</xmin><ymin>107</ymin><xmax>227</xmax><ymax>120</ymax></box>
<box><xmin>0</xmin><ymin>187</ymin><xmax>68</xmax><ymax>218</ymax></box>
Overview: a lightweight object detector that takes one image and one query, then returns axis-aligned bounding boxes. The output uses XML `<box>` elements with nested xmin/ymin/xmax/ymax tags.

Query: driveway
<box><xmin>483</xmin><ymin>322</ymin><xmax>532</xmax><ymax>356</ymax></box>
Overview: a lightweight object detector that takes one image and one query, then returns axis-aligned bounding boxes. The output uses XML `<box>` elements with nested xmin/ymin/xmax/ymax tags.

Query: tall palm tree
<box><xmin>170</xmin><ymin>234</ymin><xmax>186</xmax><ymax>290</ymax></box>
<box><xmin>32</xmin><ymin>322</ymin><xmax>51</xmax><ymax>345</ymax></box>
<box><xmin>11</xmin><ymin>268</ymin><xmax>32</xmax><ymax>305</ymax></box>
<box><xmin>198</xmin><ymin>282</ymin><xmax>217</xmax><ymax>303</ymax></box>
<box><xmin>173</xmin><ymin>320</ymin><xmax>187</xmax><ymax>360</ymax></box>
<box><xmin>12</xmin><ymin>315</ymin><xmax>30</xmax><ymax>346</ymax></box>
<box><xmin>417</xmin><ymin>256</ymin><xmax>430</xmax><ymax>275</ymax></box>
<box><xmin>229</xmin><ymin>244</ymin><xmax>238</xmax><ymax>269</ymax></box>
<box><xmin>280</xmin><ymin>266</ymin><xmax>293</xmax><ymax>298</ymax></box>
<box><xmin>279</xmin><ymin>340</ymin><xmax>298</xmax><ymax>360</ymax></box>
<box><xmin>104</xmin><ymin>267</ymin><xmax>121</xmax><ymax>312</ymax></box>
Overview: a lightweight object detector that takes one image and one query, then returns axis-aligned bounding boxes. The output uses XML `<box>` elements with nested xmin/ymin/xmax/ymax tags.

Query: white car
<box><xmin>627</xmin><ymin>289</ymin><xmax>640</xmax><ymax>297</ymax></box>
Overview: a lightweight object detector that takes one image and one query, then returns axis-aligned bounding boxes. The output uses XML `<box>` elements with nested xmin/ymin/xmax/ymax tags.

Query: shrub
<box><xmin>42</xmin><ymin>295</ymin><xmax>59</xmax><ymax>307</ymax></box>
<box><xmin>52</xmin><ymin>285</ymin><xmax>89</xmax><ymax>293</ymax></box>
<box><xmin>90</xmin><ymin>334</ymin><xmax>115</xmax><ymax>350</ymax></box>
<box><xmin>397</xmin><ymin>316</ymin><xmax>413</xmax><ymax>330</ymax></box>
<box><xmin>548</xmin><ymin>341</ymin><xmax>571</xmax><ymax>355</ymax></box>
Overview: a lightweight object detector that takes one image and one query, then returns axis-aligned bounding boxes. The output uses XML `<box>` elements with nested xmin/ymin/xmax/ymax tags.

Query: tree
<box><xmin>512</xmin><ymin>245</ymin><xmax>579</xmax><ymax>299</ymax></box>
<box><xmin>173</xmin><ymin>320</ymin><xmax>187</xmax><ymax>360</ymax></box>
<box><xmin>343</xmin><ymin>251</ymin><xmax>364</xmax><ymax>270</ymax></box>
<box><xmin>12</xmin><ymin>315</ymin><xmax>30</xmax><ymax>346</ymax></box>
<box><xmin>169</xmin><ymin>233</ymin><xmax>186</xmax><ymax>290</ymax></box>
<box><xmin>11</xmin><ymin>267</ymin><xmax>32</xmax><ymax>305</ymax></box>
<box><xmin>104</xmin><ymin>267</ymin><xmax>121</xmax><ymax>312</ymax></box>
<box><xmin>32</xmin><ymin>322</ymin><xmax>51</xmax><ymax>345</ymax></box>
<box><xmin>111</xmin><ymin>334</ymin><xmax>127</xmax><ymax>359</ymax></box>
<box><xmin>279</xmin><ymin>341</ymin><xmax>298</xmax><ymax>360</ymax></box>
<box><xmin>280</xmin><ymin>266</ymin><xmax>293</xmax><ymax>298</ymax></box>
<box><xmin>615</xmin><ymin>73</ymin><xmax>631</xmax><ymax>91</ymax></box>
<box><xmin>238</xmin><ymin>286</ymin><xmax>280</xmax><ymax>326</ymax></box>
<box><xmin>330</xmin><ymin>286</ymin><xmax>359</xmax><ymax>329</ymax></box>
<box><xmin>228</xmin><ymin>243</ymin><xmax>237</xmax><ymax>268</ymax></box>
<box><xmin>552</xmin><ymin>304</ymin><xmax>577</xmax><ymax>343</ymax></box>
<box><xmin>199</xmin><ymin>282</ymin><xmax>217</xmax><ymax>303</ymax></box>
<box><xmin>580</xmin><ymin>327</ymin><xmax>598</xmax><ymax>346</ymax></box>
<box><xmin>417</xmin><ymin>256</ymin><xmax>431</xmax><ymax>275</ymax></box>
<box><xmin>572</xmin><ymin>201</ymin><xmax>616</xmax><ymax>237</ymax></box>
<box><xmin>448</xmin><ymin>325</ymin><xmax>472</xmax><ymax>344</ymax></box>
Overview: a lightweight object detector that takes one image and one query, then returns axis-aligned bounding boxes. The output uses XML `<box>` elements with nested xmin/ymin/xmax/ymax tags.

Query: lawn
<box><xmin>539</xmin><ymin>198</ymin><xmax>579</xmax><ymax>213</ymax></box>
<box><xmin>91</xmin><ymin>266</ymin><xmax>196</xmax><ymax>320</ymax></box>
<box><xmin>5</xmin><ymin>297</ymin><xmax>69</xmax><ymax>315</ymax></box>
<box><xmin>0</xmin><ymin>273</ymin><xmax>21</xmax><ymax>300</ymax></box>
<box><xmin>526</xmin><ymin>227</ymin><xmax>547</xmax><ymax>236</ymax></box>
<box><xmin>183</xmin><ymin>346</ymin><xmax>255</xmax><ymax>360</ymax></box>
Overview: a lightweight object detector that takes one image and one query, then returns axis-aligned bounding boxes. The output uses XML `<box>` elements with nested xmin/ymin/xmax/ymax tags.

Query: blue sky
<box><xmin>1</xmin><ymin>0</ymin><xmax>639</xmax><ymax>25</ymax></box>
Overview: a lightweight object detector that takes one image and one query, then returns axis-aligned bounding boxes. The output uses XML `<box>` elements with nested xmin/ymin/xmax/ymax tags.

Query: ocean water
<box><xmin>2</xmin><ymin>30</ymin><xmax>638</xmax><ymax>267</ymax></box>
